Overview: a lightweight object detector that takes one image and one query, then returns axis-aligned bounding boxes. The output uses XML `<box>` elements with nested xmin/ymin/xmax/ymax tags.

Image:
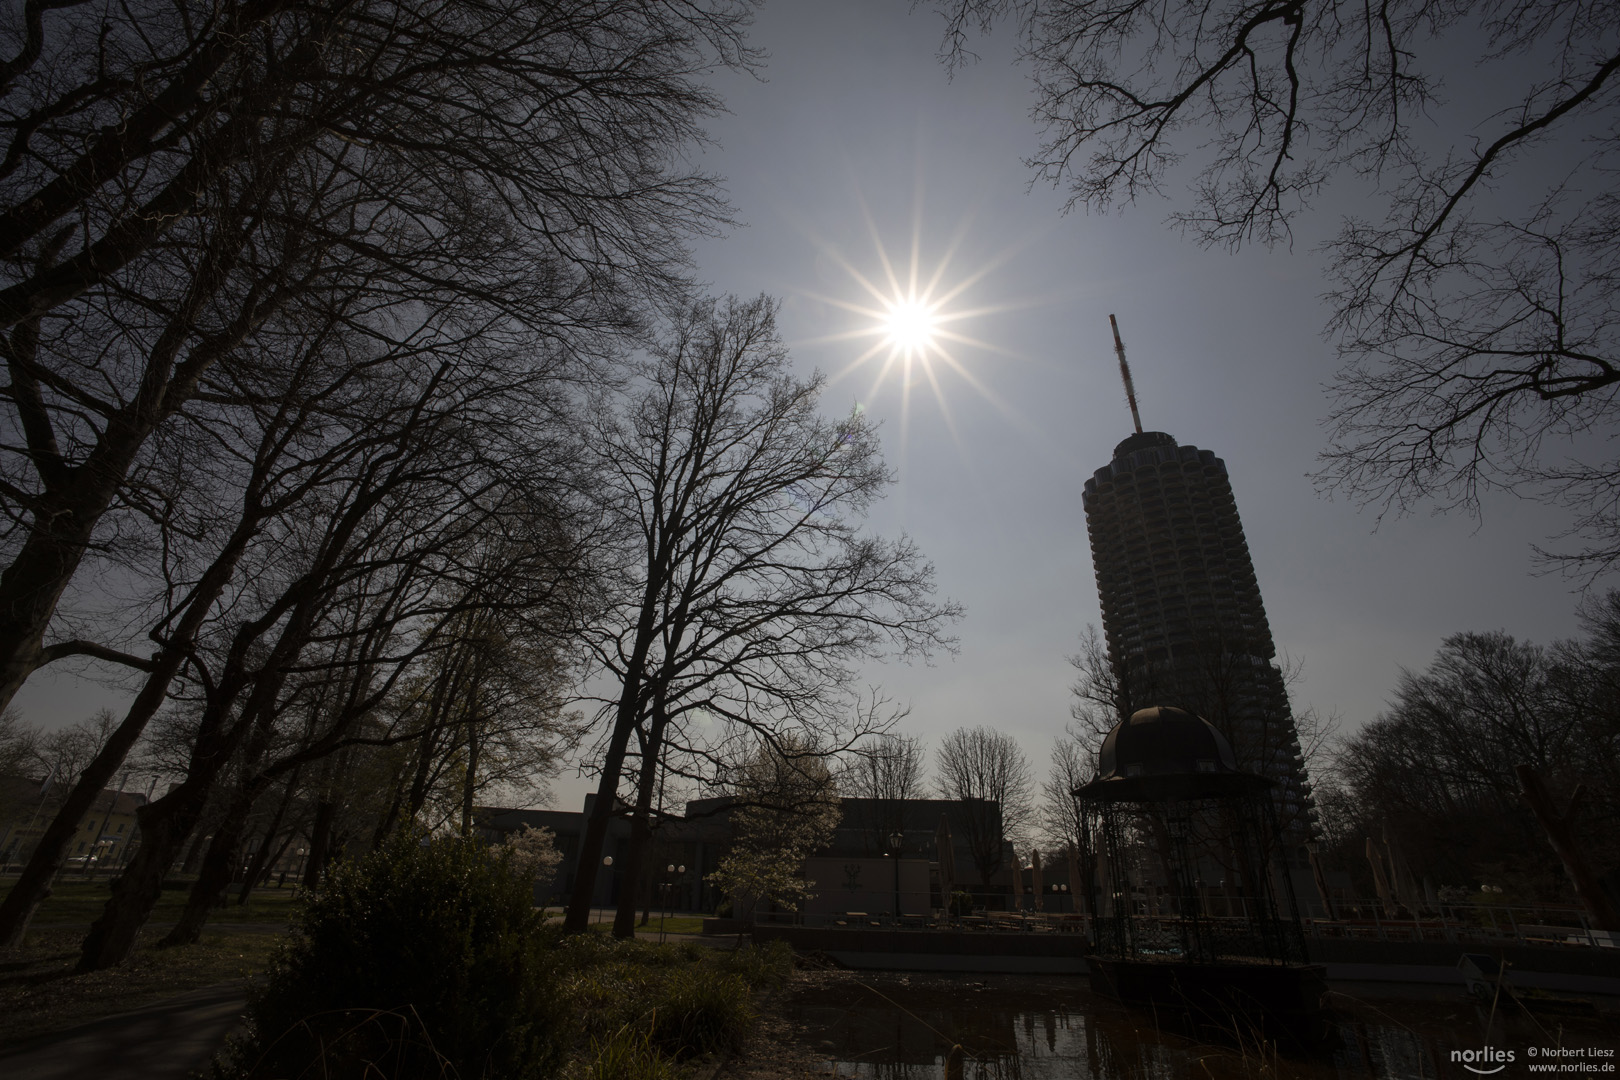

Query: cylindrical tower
<box><xmin>1082</xmin><ymin>430</ymin><xmax>1315</xmax><ymax>843</ymax></box>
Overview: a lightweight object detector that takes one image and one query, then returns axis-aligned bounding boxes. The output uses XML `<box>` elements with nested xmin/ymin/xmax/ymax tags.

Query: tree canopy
<box><xmin>927</xmin><ymin>0</ymin><xmax>1620</xmax><ymax>570</ymax></box>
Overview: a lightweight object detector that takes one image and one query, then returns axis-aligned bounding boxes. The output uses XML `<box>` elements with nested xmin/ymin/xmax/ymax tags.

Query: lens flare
<box><xmin>805</xmin><ymin>222</ymin><xmax>1008</xmax><ymax>450</ymax></box>
<box><xmin>789</xmin><ymin>189</ymin><xmax>1038</xmax><ymax>473</ymax></box>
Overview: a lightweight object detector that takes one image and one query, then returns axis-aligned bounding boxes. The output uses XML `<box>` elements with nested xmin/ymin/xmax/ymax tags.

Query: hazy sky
<box><xmin>576</xmin><ymin>0</ymin><xmax>1587</xmax><ymax>812</ymax></box>
<box><xmin>18</xmin><ymin>2</ymin><xmax>1597</xmax><ymax>814</ymax></box>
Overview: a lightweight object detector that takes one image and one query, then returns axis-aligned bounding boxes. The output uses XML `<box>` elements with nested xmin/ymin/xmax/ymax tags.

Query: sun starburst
<box><xmin>799</xmin><ymin>204</ymin><xmax>1015</xmax><ymax>460</ymax></box>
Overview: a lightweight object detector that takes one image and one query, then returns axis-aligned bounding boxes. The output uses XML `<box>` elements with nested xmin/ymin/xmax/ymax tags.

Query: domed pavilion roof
<box><xmin>1077</xmin><ymin>706</ymin><xmax>1268</xmax><ymax>803</ymax></box>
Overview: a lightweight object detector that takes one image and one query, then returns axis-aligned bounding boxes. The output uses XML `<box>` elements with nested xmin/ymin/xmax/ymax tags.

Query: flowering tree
<box><xmin>500</xmin><ymin>825</ymin><xmax>564</xmax><ymax>888</ymax></box>
<box><xmin>707</xmin><ymin>737</ymin><xmax>842</xmax><ymax>923</ymax></box>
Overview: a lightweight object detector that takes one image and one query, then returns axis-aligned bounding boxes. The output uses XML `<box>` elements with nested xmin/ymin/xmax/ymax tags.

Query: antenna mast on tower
<box><xmin>1109</xmin><ymin>314</ymin><xmax>1143</xmax><ymax>434</ymax></box>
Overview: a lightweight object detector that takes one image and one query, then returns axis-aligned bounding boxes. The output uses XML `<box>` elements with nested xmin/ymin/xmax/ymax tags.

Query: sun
<box><xmin>792</xmin><ymin>198</ymin><xmax>1026</xmax><ymax>465</ymax></box>
<box><xmin>882</xmin><ymin>297</ymin><xmax>940</xmax><ymax>354</ymax></box>
<box><xmin>815</xmin><ymin>236</ymin><xmax>1003</xmax><ymax>434</ymax></box>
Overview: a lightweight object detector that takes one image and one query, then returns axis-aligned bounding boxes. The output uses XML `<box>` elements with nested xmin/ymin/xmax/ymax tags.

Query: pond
<box><xmin>785</xmin><ymin>972</ymin><xmax>1620</xmax><ymax>1080</ymax></box>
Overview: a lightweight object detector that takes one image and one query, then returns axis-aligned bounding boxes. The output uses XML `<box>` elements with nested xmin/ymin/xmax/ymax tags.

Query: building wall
<box><xmin>0</xmin><ymin>775</ymin><xmax>146</xmax><ymax>871</ymax></box>
<box><xmin>802</xmin><ymin>856</ymin><xmax>930</xmax><ymax>915</ymax></box>
<box><xmin>476</xmin><ymin>794</ymin><xmax>1021</xmax><ymax>913</ymax></box>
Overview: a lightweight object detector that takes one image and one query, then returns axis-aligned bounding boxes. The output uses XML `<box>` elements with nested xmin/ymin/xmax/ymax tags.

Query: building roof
<box><xmin>0</xmin><ymin>773</ymin><xmax>147</xmax><ymax>817</ymax></box>
<box><xmin>1112</xmin><ymin>430</ymin><xmax>1179</xmax><ymax>457</ymax></box>
<box><xmin>1078</xmin><ymin>706</ymin><xmax>1268</xmax><ymax>803</ymax></box>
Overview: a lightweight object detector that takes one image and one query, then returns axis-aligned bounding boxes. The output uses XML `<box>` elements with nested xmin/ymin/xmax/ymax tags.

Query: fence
<box><xmin>1304</xmin><ymin>902</ymin><xmax>1617</xmax><ymax>950</ymax></box>
<box><xmin>751</xmin><ymin>902</ymin><xmax>1619</xmax><ymax>950</ymax></box>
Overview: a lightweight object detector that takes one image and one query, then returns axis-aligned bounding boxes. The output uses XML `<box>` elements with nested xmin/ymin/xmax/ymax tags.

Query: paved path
<box><xmin>0</xmin><ymin>982</ymin><xmax>245</xmax><ymax>1080</ymax></box>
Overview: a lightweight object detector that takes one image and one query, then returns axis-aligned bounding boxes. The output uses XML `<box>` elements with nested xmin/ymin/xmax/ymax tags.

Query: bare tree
<box><xmin>839</xmin><ymin>728</ymin><xmax>927</xmax><ymax>855</ymax></box>
<box><xmin>65</xmin><ymin>327</ymin><xmax>588</xmax><ymax>968</ymax></box>
<box><xmin>0</xmin><ymin>705</ymin><xmax>33</xmax><ymax>777</ymax></box>
<box><xmin>1066</xmin><ymin>624</ymin><xmax>1127</xmax><ymax>746</ymax></box>
<box><xmin>927</xmin><ymin>1</ymin><xmax>1620</xmax><ymax>570</ymax></box>
<box><xmin>934</xmin><ymin>725</ymin><xmax>1031</xmax><ymax>885</ymax></box>
<box><xmin>18</xmin><ymin>708</ymin><xmax>115</xmax><ymax>785</ymax></box>
<box><xmin>564</xmin><ymin>294</ymin><xmax>961</xmax><ymax>936</ymax></box>
<box><xmin>0</xmin><ymin>0</ymin><xmax>756</xmax><ymax>716</ymax></box>
<box><xmin>1325</xmin><ymin>630</ymin><xmax>1614</xmax><ymax>902</ymax></box>
<box><xmin>1038</xmin><ymin>724</ymin><xmax>1091</xmax><ymax>856</ymax></box>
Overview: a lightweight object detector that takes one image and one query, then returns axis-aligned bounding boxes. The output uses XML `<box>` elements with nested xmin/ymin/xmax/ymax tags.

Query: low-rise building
<box><xmin>0</xmin><ymin>774</ymin><xmax>147</xmax><ymax>873</ymax></box>
<box><xmin>476</xmin><ymin>793</ymin><xmax>1021</xmax><ymax>915</ymax></box>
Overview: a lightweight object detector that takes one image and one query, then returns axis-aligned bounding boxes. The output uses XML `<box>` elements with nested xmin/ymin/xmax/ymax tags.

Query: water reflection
<box><xmin>788</xmin><ymin>974</ymin><xmax>1620</xmax><ymax>1080</ymax></box>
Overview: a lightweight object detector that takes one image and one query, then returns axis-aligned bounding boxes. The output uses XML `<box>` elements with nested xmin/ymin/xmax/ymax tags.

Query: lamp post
<box><xmin>1305</xmin><ymin>838</ymin><xmax>1336</xmax><ymax>920</ymax></box>
<box><xmin>888</xmin><ymin>831</ymin><xmax>903</xmax><ymax>920</ymax></box>
<box><xmin>599</xmin><ymin>855</ymin><xmax>613</xmax><ymax>925</ymax></box>
<box><xmin>659</xmin><ymin>863</ymin><xmax>687</xmax><ymax>943</ymax></box>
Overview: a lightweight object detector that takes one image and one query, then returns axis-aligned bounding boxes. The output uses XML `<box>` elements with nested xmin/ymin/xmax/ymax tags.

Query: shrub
<box><xmin>223</xmin><ymin>833</ymin><xmax>561</xmax><ymax>1079</ymax></box>
<box><xmin>717</xmin><ymin>940</ymin><xmax>792</xmax><ymax>988</ymax></box>
<box><xmin>584</xmin><ymin>1025</ymin><xmax>681</xmax><ymax>1080</ymax></box>
<box><xmin>554</xmin><ymin>937</ymin><xmax>784</xmax><ymax>1066</ymax></box>
<box><xmin>646</xmin><ymin>967</ymin><xmax>753</xmax><ymax>1059</ymax></box>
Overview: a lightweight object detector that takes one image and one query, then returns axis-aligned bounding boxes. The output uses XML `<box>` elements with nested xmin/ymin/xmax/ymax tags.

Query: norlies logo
<box><xmin>1453</xmin><ymin>1047</ymin><xmax>1517</xmax><ymax>1075</ymax></box>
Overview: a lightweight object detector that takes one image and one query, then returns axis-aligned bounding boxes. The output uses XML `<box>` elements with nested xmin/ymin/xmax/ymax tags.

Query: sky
<box><xmin>16</xmin><ymin>1</ymin><xmax>1597</xmax><ymax>814</ymax></box>
<box><xmin>568</xmin><ymin>0</ymin><xmax>1588</xmax><ymax>812</ymax></box>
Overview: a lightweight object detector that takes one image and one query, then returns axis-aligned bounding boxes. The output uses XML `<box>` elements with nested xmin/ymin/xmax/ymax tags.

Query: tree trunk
<box><xmin>613</xmin><ymin>701</ymin><xmax>668</xmax><ymax>939</ymax></box>
<box><xmin>0</xmin><ymin>176</ymin><xmax>277</xmax><ymax>716</ymax></box>
<box><xmin>302</xmin><ymin>799</ymin><xmax>336</xmax><ymax>890</ymax></box>
<box><xmin>0</xmin><ymin>485</ymin><xmax>118</xmax><ymax>714</ymax></box>
<box><xmin>1516</xmin><ymin>764</ymin><xmax>1620</xmax><ymax>932</ymax></box>
<box><xmin>244</xmin><ymin>831</ymin><xmax>296</xmax><ymax>900</ymax></box>
<box><xmin>370</xmin><ymin>768</ymin><xmax>409</xmax><ymax>851</ymax></box>
<box><xmin>0</xmin><ymin>425</ymin><xmax>268</xmax><ymax>944</ymax></box>
<box><xmin>563</xmin><ymin>685</ymin><xmax>644</xmax><ymax>933</ymax></box>
<box><xmin>179</xmin><ymin>825</ymin><xmax>210</xmax><ymax>875</ymax></box>
<box><xmin>0</xmin><ymin>647</ymin><xmax>185</xmax><ymax>945</ymax></box>
<box><xmin>564</xmin><ymin>584</ymin><xmax>667</xmax><ymax>935</ymax></box>
<box><xmin>237</xmin><ymin>772</ymin><xmax>299</xmax><ymax>905</ymax></box>
<box><xmin>76</xmin><ymin>672</ymin><xmax>266</xmax><ymax>970</ymax></box>
<box><xmin>75</xmin><ymin>778</ymin><xmax>211</xmax><ymax>971</ymax></box>
<box><xmin>164</xmin><ymin>783</ymin><xmax>261</xmax><ymax>947</ymax></box>
<box><xmin>459</xmin><ymin>689</ymin><xmax>480</xmax><ymax>838</ymax></box>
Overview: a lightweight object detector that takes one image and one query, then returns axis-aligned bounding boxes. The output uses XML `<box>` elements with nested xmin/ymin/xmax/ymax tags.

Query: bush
<box><xmin>646</xmin><ymin>967</ymin><xmax>753</xmax><ymax>1059</ymax></box>
<box><xmin>716</xmin><ymin>941</ymin><xmax>792</xmax><ymax>989</ymax></box>
<box><xmin>222</xmin><ymin>833</ymin><xmax>561</xmax><ymax>1079</ymax></box>
<box><xmin>584</xmin><ymin>1025</ymin><xmax>681</xmax><ymax>1080</ymax></box>
<box><xmin>554</xmin><ymin>937</ymin><xmax>787</xmax><ymax>1068</ymax></box>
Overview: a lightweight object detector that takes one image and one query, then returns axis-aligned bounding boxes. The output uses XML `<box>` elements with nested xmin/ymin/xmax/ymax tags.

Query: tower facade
<box><xmin>1082</xmin><ymin>430</ymin><xmax>1315</xmax><ymax>842</ymax></box>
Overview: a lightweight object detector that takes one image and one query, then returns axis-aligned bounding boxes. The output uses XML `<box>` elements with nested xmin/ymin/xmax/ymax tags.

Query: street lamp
<box><xmin>1305</xmin><ymin>838</ymin><xmax>1336</xmax><ymax>920</ymax></box>
<box><xmin>658</xmin><ymin>863</ymin><xmax>687</xmax><ymax>943</ymax></box>
<box><xmin>888</xmin><ymin>832</ymin><xmax>903</xmax><ymax>919</ymax></box>
<box><xmin>598</xmin><ymin>855</ymin><xmax>613</xmax><ymax>924</ymax></box>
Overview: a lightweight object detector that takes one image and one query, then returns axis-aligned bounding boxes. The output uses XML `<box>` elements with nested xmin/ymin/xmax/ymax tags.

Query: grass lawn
<box><xmin>13</xmin><ymin>878</ymin><xmax>304</xmax><ymax>927</ymax></box>
<box><xmin>0</xmin><ymin>926</ymin><xmax>282</xmax><ymax>1046</ymax></box>
<box><xmin>0</xmin><ymin>883</ymin><xmax>724</xmax><ymax>1057</ymax></box>
<box><xmin>0</xmin><ymin>877</ymin><xmax>301</xmax><ymax>1047</ymax></box>
<box><xmin>537</xmin><ymin>910</ymin><xmax>709</xmax><ymax>937</ymax></box>
<box><xmin>640</xmin><ymin>915</ymin><xmax>705</xmax><ymax>936</ymax></box>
